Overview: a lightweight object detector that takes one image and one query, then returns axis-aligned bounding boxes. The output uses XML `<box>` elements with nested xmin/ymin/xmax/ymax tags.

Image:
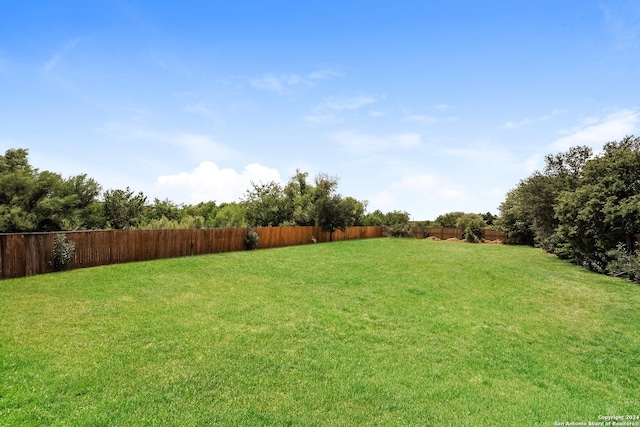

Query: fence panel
<box><xmin>0</xmin><ymin>226</ymin><xmax>386</xmax><ymax>280</ymax></box>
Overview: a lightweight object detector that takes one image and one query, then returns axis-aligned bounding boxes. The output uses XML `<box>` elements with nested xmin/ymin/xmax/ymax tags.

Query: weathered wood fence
<box><xmin>0</xmin><ymin>226</ymin><xmax>384</xmax><ymax>279</ymax></box>
<box><xmin>0</xmin><ymin>226</ymin><xmax>511</xmax><ymax>280</ymax></box>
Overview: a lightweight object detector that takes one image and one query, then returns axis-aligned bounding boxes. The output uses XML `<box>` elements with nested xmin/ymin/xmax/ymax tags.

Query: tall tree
<box><xmin>243</xmin><ymin>181</ymin><xmax>291</xmax><ymax>227</ymax></box>
<box><xmin>103</xmin><ymin>187</ymin><xmax>147</xmax><ymax>229</ymax></box>
<box><xmin>0</xmin><ymin>149</ymin><xmax>103</xmax><ymax>231</ymax></box>
<box><xmin>284</xmin><ymin>169</ymin><xmax>316</xmax><ymax>226</ymax></box>
<box><xmin>555</xmin><ymin>136</ymin><xmax>640</xmax><ymax>270</ymax></box>
<box><xmin>497</xmin><ymin>145</ymin><xmax>592</xmax><ymax>250</ymax></box>
<box><xmin>314</xmin><ymin>194</ymin><xmax>352</xmax><ymax>241</ymax></box>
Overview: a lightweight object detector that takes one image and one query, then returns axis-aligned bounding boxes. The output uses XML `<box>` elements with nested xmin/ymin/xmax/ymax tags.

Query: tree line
<box><xmin>0</xmin><ymin>148</ymin><xmax>411</xmax><ymax>239</ymax></box>
<box><xmin>497</xmin><ymin>135</ymin><xmax>640</xmax><ymax>283</ymax></box>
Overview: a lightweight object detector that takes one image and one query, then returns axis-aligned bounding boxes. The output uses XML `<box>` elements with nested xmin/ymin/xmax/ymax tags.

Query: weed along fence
<box><xmin>0</xmin><ymin>226</ymin><xmax>384</xmax><ymax>280</ymax></box>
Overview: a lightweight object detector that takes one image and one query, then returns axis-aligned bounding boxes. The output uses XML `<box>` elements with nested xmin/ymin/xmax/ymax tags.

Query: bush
<box><xmin>245</xmin><ymin>230</ymin><xmax>259</xmax><ymax>250</ymax></box>
<box><xmin>606</xmin><ymin>243</ymin><xmax>640</xmax><ymax>283</ymax></box>
<box><xmin>456</xmin><ymin>214</ymin><xmax>486</xmax><ymax>243</ymax></box>
<box><xmin>52</xmin><ymin>233</ymin><xmax>75</xmax><ymax>271</ymax></box>
<box><xmin>385</xmin><ymin>210</ymin><xmax>411</xmax><ymax>237</ymax></box>
<box><xmin>388</xmin><ymin>223</ymin><xmax>411</xmax><ymax>237</ymax></box>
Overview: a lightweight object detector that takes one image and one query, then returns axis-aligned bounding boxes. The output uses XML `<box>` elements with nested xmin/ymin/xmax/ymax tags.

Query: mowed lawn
<box><xmin>1</xmin><ymin>238</ymin><xmax>639</xmax><ymax>426</ymax></box>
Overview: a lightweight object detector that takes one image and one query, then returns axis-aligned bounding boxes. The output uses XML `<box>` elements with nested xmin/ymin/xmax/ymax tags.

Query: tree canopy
<box><xmin>498</xmin><ymin>135</ymin><xmax>640</xmax><ymax>281</ymax></box>
<box><xmin>0</xmin><ymin>148</ymin><xmax>405</xmax><ymax>234</ymax></box>
<box><xmin>0</xmin><ymin>149</ymin><xmax>102</xmax><ymax>232</ymax></box>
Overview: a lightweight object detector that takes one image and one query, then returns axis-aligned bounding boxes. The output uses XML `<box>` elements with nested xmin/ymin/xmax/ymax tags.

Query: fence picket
<box><xmin>0</xmin><ymin>226</ymin><xmax>509</xmax><ymax>279</ymax></box>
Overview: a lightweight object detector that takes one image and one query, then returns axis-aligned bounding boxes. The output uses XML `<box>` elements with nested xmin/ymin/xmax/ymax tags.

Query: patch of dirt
<box><xmin>425</xmin><ymin>236</ymin><xmax>440</xmax><ymax>241</ymax></box>
<box><xmin>483</xmin><ymin>239</ymin><xmax>503</xmax><ymax>244</ymax></box>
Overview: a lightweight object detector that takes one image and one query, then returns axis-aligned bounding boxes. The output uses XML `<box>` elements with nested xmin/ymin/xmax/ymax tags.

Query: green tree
<box><xmin>309</xmin><ymin>173</ymin><xmax>354</xmax><ymax>241</ymax></box>
<box><xmin>284</xmin><ymin>170</ymin><xmax>316</xmax><ymax>226</ymax></box>
<box><xmin>243</xmin><ymin>181</ymin><xmax>291</xmax><ymax>227</ymax></box>
<box><xmin>555</xmin><ymin>136</ymin><xmax>640</xmax><ymax>271</ymax></box>
<box><xmin>343</xmin><ymin>197</ymin><xmax>367</xmax><ymax>226</ymax></box>
<box><xmin>144</xmin><ymin>198</ymin><xmax>183</xmax><ymax>223</ymax></box>
<box><xmin>0</xmin><ymin>149</ymin><xmax>103</xmax><ymax>231</ymax></box>
<box><xmin>362</xmin><ymin>209</ymin><xmax>386</xmax><ymax>226</ymax></box>
<box><xmin>183</xmin><ymin>201</ymin><xmax>218</xmax><ymax>228</ymax></box>
<box><xmin>433</xmin><ymin>211</ymin><xmax>465</xmax><ymax>228</ymax></box>
<box><xmin>385</xmin><ymin>210</ymin><xmax>411</xmax><ymax>237</ymax></box>
<box><xmin>497</xmin><ymin>145</ymin><xmax>592</xmax><ymax>249</ymax></box>
<box><xmin>213</xmin><ymin>202</ymin><xmax>248</xmax><ymax>228</ymax></box>
<box><xmin>314</xmin><ymin>194</ymin><xmax>352</xmax><ymax>241</ymax></box>
<box><xmin>456</xmin><ymin>213</ymin><xmax>487</xmax><ymax>243</ymax></box>
<box><xmin>103</xmin><ymin>187</ymin><xmax>147</xmax><ymax>229</ymax></box>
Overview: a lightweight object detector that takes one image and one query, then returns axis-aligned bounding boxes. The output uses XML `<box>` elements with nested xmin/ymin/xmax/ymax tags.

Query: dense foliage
<box><xmin>0</xmin><ymin>149</ymin><xmax>102</xmax><ymax>232</ymax></box>
<box><xmin>0</xmin><ymin>148</ymin><xmax>409</xmax><ymax>233</ymax></box>
<box><xmin>498</xmin><ymin>136</ymin><xmax>640</xmax><ymax>281</ymax></box>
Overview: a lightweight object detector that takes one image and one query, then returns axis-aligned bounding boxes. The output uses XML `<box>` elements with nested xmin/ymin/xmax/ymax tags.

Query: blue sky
<box><xmin>1</xmin><ymin>1</ymin><xmax>639</xmax><ymax>220</ymax></box>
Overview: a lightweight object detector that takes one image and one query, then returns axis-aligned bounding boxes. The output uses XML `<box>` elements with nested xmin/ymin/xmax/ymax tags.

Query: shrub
<box><xmin>388</xmin><ymin>223</ymin><xmax>411</xmax><ymax>237</ymax></box>
<box><xmin>456</xmin><ymin>214</ymin><xmax>486</xmax><ymax>243</ymax></box>
<box><xmin>52</xmin><ymin>233</ymin><xmax>76</xmax><ymax>271</ymax></box>
<box><xmin>385</xmin><ymin>210</ymin><xmax>411</xmax><ymax>237</ymax></box>
<box><xmin>606</xmin><ymin>243</ymin><xmax>640</xmax><ymax>284</ymax></box>
<box><xmin>245</xmin><ymin>230</ymin><xmax>259</xmax><ymax>250</ymax></box>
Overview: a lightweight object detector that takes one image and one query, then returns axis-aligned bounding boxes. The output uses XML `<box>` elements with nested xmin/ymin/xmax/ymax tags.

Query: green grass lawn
<box><xmin>1</xmin><ymin>238</ymin><xmax>639</xmax><ymax>426</ymax></box>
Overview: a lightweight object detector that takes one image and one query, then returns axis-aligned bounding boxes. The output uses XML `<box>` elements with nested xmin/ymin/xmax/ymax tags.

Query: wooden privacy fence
<box><xmin>0</xmin><ymin>226</ymin><xmax>384</xmax><ymax>280</ymax></box>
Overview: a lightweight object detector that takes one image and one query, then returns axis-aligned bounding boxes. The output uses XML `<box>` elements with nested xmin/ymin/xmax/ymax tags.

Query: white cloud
<box><xmin>99</xmin><ymin>121</ymin><xmax>238</xmax><ymax>161</ymax></box>
<box><xmin>366</xmin><ymin>172</ymin><xmax>470</xmax><ymax>219</ymax></box>
<box><xmin>306</xmin><ymin>69</ymin><xmax>342</xmax><ymax>80</ymax></box>
<box><xmin>502</xmin><ymin>118</ymin><xmax>533</xmax><ymax>129</ymax></box>
<box><xmin>250</xmin><ymin>74</ymin><xmax>310</xmax><ymax>93</ymax></box>
<box><xmin>302</xmin><ymin>113</ymin><xmax>342</xmax><ymax>126</ymax></box>
<box><xmin>393</xmin><ymin>174</ymin><xmax>437</xmax><ymax>190</ymax></box>
<box><xmin>324</xmin><ymin>95</ymin><xmax>377</xmax><ymax>110</ymax></box>
<box><xmin>550</xmin><ymin>109</ymin><xmax>639</xmax><ymax>150</ymax></box>
<box><xmin>43</xmin><ymin>38</ymin><xmax>81</xmax><ymax>72</ymax></box>
<box><xmin>184</xmin><ymin>103</ymin><xmax>218</xmax><ymax>119</ymax></box>
<box><xmin>156</xmin><ymin>161</ymin><xmax>282</xmax><ymax>204</ymax></box>
<box><xmin>369</xmin><ymin>190</ymin><xmax>397</xmax><ymax>212</ymax></box>
<box><xmin>392</xmin><ymin>173</ymin><xmax>466</xmax><ymax>200</ymax></box>
<box><xmin>331</xmin><ymin>130</ymin><xmax>422</xmax><ymax>154</ymax></box>
<box><xmin>250</xmin><ymin>69</ymin><xmax>340</xmax><ymax>94</ymax></box>
<box><xmin>403</xmin><ymin>114</ymin><xmax>457</xmax><ymax>125</ymax></box>
<box><xmin>303</xmin><ymin>94</ymin><xmax>379</xmax><ymax>126</ymax></box>
<box><xmin>502</xmin><ymin>109</ymin><xmax>565</xmax><ymax>129</ymax></box>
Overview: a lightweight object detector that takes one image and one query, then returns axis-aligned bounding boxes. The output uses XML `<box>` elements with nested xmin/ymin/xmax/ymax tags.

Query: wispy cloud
<box><xmin>404</xmin><ymin>115</ymin><xmax>457</xmax><ymax>125</ymax></box>
<box><xmin>156</xmin><ymin>161</ymin><xmax>282</xmax><ymax>204</ymax></box>
<box><xmin>302</xmin><ymin>113</ymin><xmax>343</xmax><ymax>126</ymax></box>
<box><xmin>551</xmin><ymin>109</ymin><xmax>639</xmax><ymax>150</ymax></box>
<box><xmin>324</xmin><ymin>95</ymin><xmax>377</xmax><ymax>110</ymax></box>
<box><xmin>502</xmin><ymin>109</ymin><xmax>565</xmax><ymax>129</ymax></box>
<box><xmin>303</xmin><ymin>94</ymin><xmax>379</xmax><ymax>126</ymax></box>
<box><xmin>368</xmin><ymin>172</ymin><xmax>467</xmax><ymax>217</ymax></box>
<box><xmin>331</xmin><ymin>130</ymin><xmax>422</xmax><ymax>154</ymax></box>
<box><xmin>184</xmin><ymin>103</ymin><xmax>220</xmax><ymax>120</ymax></box>
<box><xmin>43</xmin><ymin>39</ymin><xmax>81</xmax><ymax>72</ymax></box>
<box><xmin>250</xmin><ymin>69</ymin><xmax>340</xmax><ymax>94</ymax></box>
<box><xmin>99</xmin><ymin>121</ymin><xmax>239</xmax><ymax>161</ymax></box>
<box><xmin>403</xmin><ymin>104</ymin><xmax>457</xmax><ymax>124</ymax></box>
